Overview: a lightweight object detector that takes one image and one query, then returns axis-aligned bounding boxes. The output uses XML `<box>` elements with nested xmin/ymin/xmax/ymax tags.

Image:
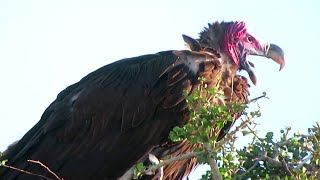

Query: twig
<box><xmin>263</xmin><ymin>155</ymin><xmax>295</xmax><ymax>174</ymax></box>
<box><xmin>237</xmin><ymin>161</ymin><xmax>259</xmax><ymax>179</ymax></box>
<box><xmin>280</xmin><ymin>158</ymin><xmax>294</xmax><ymax>176</ymax></box>
<box><xmin>244</xmin><ymin>118</ymin><xmax>264</xmax><ymax>143</ymax></box>
<box><xmin>2</xmin><ymin>164</ymin><xmax>54</xmax><ymax>180</ymax></box>
<box><xmin>144</xmin><ymin>151</ymin><xmax>204</xmax><ymax>175</ymax></box>
<box><xmin>284</xmin><ymin>127</ymin><xmax>291</xmax><ymax>140</ymax></box>
<box><xmin>27</xmin><ymin>160</ymin><xmax>63</xmax><ymax>180</ymax></box>
<box><xmin>238</xmin><ymin>151</ymin><xmax>297</xmax><ymax>178</ymax></box>
<box><xmin>247</xmin><ymin>93</ymin><xmax>268</xmax><ymax>104</ymax></box>
<box><xmin>263</xmin><ymin>155</ymin><xmax>284</xmax><ymax>166</ymax></box>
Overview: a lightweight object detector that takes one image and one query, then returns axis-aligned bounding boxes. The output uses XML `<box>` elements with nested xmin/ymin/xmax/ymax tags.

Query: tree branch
<box><xmin>0</xmin><ymin>159</ymin><xmax>63</xmax><ymax>180</ymax></box>
<box><xmin>237</xmin><ymin>161</ymin><xmax>259</xmax><ymax>179</ymax></box>
<box><xmin>2</xmin><ymin>165</ymin><xmax>55</xmax><ymax>180</ymax></box>
<box><xmin>203</xmin><ymin>143</ymin><xmax>222</xmax><ymax>180</ymax></box>
<box><xmin>263</xmin><ymin>155</ymin><xmax>295</xmax><ymax>175</ymax></box>
<box><xmin>27</xmin><ymin>160</ymin><xmax>63</xmax><ymax>180</ymax></box>
<box><xmin>247</xmin><ymin>93</ymin><xmax>268</xmax><ymax>104</ymax></box>
<box><xmin>144</xmin><ymin>151</ymin><xmax>204</xmax><ymax>175</ymax></box>
<box><xmin>207</xmin><ymin>158</ymin><xmax>222</xmax><ymax>180</ymax></box>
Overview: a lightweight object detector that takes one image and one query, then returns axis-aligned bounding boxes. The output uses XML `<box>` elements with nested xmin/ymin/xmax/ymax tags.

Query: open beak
<box><xmin>241</xmin><ymin>43</ymin><xmax>285</xmax><ymax>85</ymax></box>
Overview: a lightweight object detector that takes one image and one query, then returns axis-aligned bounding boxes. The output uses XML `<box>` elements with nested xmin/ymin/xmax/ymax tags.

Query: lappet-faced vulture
<box><xmin>0</xmin><ymin>21</ymin><xmax>285</xmax><ymax>180</ymax></box>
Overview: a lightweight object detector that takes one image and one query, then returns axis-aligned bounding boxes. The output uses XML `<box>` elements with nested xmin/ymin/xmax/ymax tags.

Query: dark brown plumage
<box><xmin>0</xmin><ymin>50</ymin><xmax>221</xmax><ymax>180</ymax></box>
<box><xmin>139</xmin><ymin>40</ymin><xmax>250</xmax><ymax>180</ymax></box>
<box><xmin>0</xmin><ymin>21</ymin><xmax>285</xmax><ymax>180</ymax></box>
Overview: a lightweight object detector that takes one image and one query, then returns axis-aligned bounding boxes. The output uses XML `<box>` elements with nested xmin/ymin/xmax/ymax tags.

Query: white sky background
<box><xmin>0</xmin><ymin>0</ymin><xmax>319</xmax><ymax>179</ymax></box>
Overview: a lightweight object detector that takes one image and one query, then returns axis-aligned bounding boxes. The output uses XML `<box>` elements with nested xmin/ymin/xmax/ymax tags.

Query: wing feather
<box><xmin>0</xmin><ymin>51</ymin><xmax>201</xmax><ymax>179</ymax></box>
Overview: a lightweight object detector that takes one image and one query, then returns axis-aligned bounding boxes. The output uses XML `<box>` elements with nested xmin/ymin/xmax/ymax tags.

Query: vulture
<box><xmin>0</xmin><ymin>21</ymin><xmax>285</xmax><ymax>180</ymax></box>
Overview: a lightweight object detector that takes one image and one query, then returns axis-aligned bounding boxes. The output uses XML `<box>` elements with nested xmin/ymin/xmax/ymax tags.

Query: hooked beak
<box><xmin>264</xmin><ymin>43</ymin><xmax>285</xmax><ymax>71</ymax></box>
<box><xmin>241</xmin><ymin>43</ymin><xmax>285</xmax><ymax>85</ymax></box>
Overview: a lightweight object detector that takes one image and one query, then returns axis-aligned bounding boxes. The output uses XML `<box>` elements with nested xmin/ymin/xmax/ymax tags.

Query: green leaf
<box><xmin>209</xmin><ymin>87</ymin><xmax>216</xmax><ymax>94</ymax></box>
<box><xmin>216</xmin><ymin>121</ymin><xmax>225</xmax><ymax>129</ymax></box>
<box><xmin>0</xmin><ymin>159</ymin><xmax>8</xmax><ymax>166</ymax></box>
<box><xmin>241</xmin><ymin>130</ymin><xmax>250</xmax><ymax>136</ymax></box>
<box><xmin>133</xmin><ymin>162</ymin><xmax>146</xmax><ymax>179</ymax></box>
<box><xmin>136</xmin><ymin>162</ymin><xmax>146</xmax><ymax>172</ymax></box>
<box><xmin>266</xmin><ymin>132</ymin><xmax>273</xmax><ymax>139</ymax></box>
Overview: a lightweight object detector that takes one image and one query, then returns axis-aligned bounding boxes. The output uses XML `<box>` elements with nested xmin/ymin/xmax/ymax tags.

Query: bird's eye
<box><xmin>247</xmin><ymin>36</ymin><xmax>254</xmax><ymax>43</ymax></box>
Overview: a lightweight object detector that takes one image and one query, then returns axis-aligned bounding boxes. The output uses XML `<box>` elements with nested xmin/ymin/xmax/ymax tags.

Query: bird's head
<box><xmin>198</xmin><ymin>21</ymin><xmax>285</xmax><ymax>85</ymax></box>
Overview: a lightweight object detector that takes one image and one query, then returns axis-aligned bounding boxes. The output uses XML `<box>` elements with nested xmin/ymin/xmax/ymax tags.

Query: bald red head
<box><xmin>219</xmin><ymin>21</ymin><xmax>285</xmax><ymax>84</ymax></box>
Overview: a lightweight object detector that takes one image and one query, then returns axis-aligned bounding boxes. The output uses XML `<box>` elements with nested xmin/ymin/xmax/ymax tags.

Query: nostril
<box><xmin>264</xmin><ymin>43</ymin><xmax>270</xmax><ymax>52</ymax></box>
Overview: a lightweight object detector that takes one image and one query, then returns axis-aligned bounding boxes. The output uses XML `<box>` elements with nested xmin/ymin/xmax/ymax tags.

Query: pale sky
<box><xmin>0</xmin><ymin>0</ymin><xmax>319</xmax><ymax>179</ymax></box>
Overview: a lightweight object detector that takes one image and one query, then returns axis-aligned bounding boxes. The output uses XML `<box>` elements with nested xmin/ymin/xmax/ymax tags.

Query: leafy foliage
<box><xmin>169</xmin><ymin>78</ymin><xmax>246</xmax><ymax>146</ymax></box>
<box><xmin>133</xmin><ymin>163</ymin><xmax>147</xmax><ymax>179</ymax></box>
<box><xmin>135</xmin><ymin>79</ymin><xmax>320</xmax><ymax>180</ymax></box>
<box><xmin>219</xmin><ymin>124</ymin><xmax>320</xmax><ymax>180</ymax></box>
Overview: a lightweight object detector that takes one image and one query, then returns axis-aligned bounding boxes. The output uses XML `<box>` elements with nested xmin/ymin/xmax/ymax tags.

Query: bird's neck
<box><xmin>197</xmin><ymin>43</ymin><xmax>239</xmax><ymax>86</ymax></box>
<box><xmin>198</xmin><ymin>22</ymin><xmax>239</xmax><ymax>86</ymax></box>
<box><xmin>219</xmin><ymin>53</ymin><xmax>238</xmax><ymax>86</ymax></box>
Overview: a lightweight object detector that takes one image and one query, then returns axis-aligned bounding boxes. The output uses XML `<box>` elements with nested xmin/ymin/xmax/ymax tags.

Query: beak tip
<box><xmin>279</xmin><ymin>66</ymin><xmax>283</xmax><ymax>71</ymax></box>
<box><xmin>278</xmin><ymin>59</ymin><xmax>285</xmax><ymax>71</ymax></box>
<box><xmin>267</xmin><ymin>44</ymin><xmax>285</xmax><ymax>71</ymax></box>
